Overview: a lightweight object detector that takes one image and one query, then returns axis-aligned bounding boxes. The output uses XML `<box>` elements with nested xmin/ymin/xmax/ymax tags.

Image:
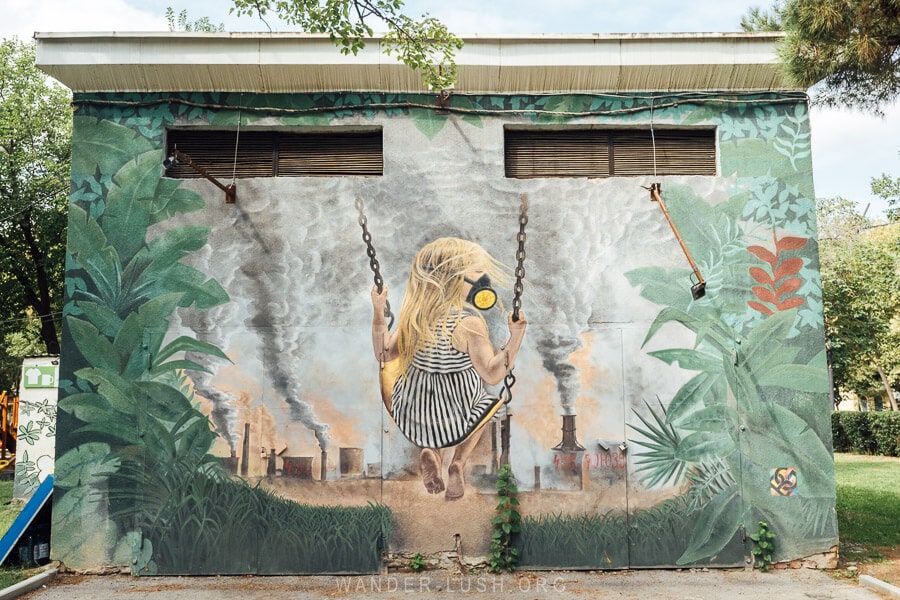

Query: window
<box><xmin>504</xmin><ymin>128</ymin><xmax>716</xmax><ymax>178</ymax></box>
<box><xmin>164</xmin><ymin>129</ymin><xmax>383</xmax><ymax>178</ymax></box>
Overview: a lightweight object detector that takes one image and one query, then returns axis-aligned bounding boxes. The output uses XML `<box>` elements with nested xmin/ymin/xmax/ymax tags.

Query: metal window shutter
<box><xmin>277</xmin><ymin>131</ymin><xmax>383</xmax><ymax>176</ymax></box>
<box><xmin>505</xmin><ymin>129</ymin><xmax>715</xmax><ymax>178</ymax></box>
<box><xmin>612</xmin><ymin>131</ymin><xmax>716</xmax><ymax>176</ymax></box>
<box><xmin>505</xmin><ymin>130</ymin><xmax>610</xmax><ymax>178</ymax></box>
<box><xmin>165</xmin><ymin>130</ymin><xmax>383</xmax><ymax>179</ymax></box>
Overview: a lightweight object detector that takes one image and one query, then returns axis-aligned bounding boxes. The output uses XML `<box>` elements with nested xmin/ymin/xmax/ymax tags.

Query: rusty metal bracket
<box><xmin>646</xmin><ymin>182</ymin><xmax>707</xmax><ymax>299</ymax></box>
<box><xmin>164</xmin><ymin>149</ymin><xmax>236</xmax><ymax>204</ymax></box>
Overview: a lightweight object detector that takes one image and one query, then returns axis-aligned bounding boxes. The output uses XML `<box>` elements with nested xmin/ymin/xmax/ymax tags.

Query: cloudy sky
<box><xmin>4</xmin><ymin>0</ymin><xmax>898</xmax><ymax>218</ymax></box>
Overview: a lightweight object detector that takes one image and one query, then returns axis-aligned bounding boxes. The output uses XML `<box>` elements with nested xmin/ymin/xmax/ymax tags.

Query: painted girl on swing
<box><xmin>371</xmin><ymin>237</ymin><xmax>527</xmax><ymax>500</ymax></box>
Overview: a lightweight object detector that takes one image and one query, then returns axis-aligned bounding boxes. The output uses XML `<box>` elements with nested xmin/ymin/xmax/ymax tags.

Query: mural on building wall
<box><xmin>54</xmin><ymin>90</ymin><xmax>837</xmax><ymax>574</ymax></box>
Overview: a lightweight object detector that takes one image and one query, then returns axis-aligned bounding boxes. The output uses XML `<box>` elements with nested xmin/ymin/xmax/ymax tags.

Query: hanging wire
<box><xmin>0</xmin><ymin>312</ymin><xmax>64</xmax><ymax>327</ymax></box>
<box><xmin>231</xmin><ymin>93</ymin><xmax>243</xmax><ymax>186</ymax></box>
<box><xmin>649</xmin><ymin>97</ymin><xmax>658</xmax><ymax>178</ymax></box>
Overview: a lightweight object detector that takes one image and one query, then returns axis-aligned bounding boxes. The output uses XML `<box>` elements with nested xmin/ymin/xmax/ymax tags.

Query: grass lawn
<box><xmin>0</xmin><ymin>479</ymin><xmax>28</xmax><ymax>588</ymax></box>
<box><xmin>833</xmin><ymin>452</ymin><xmax>900</xmax><ymax>583</ymax></box>
<box><xmin>0</xmin><ymin>480</ymin><xmax>23</xmax><ymax>534</ymax></box>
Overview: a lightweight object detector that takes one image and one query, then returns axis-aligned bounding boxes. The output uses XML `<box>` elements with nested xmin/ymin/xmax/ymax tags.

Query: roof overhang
<box><xmin>34</xmin><ymin>31</ymin><xmax>798</xmax><ymax>94</ymax></box>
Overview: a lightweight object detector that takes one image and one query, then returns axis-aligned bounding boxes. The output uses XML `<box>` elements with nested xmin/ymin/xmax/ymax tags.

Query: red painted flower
<box><xmin>747</xmin><ymin>235</ymin><xmax>807</xmax><ymax>315</ymax></box>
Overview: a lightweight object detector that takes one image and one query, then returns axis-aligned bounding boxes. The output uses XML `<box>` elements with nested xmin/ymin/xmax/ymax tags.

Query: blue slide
<box><xmin>0</xmin><ymin>474</ymin><xmax>53</xmax><ymax>565</ymax></box>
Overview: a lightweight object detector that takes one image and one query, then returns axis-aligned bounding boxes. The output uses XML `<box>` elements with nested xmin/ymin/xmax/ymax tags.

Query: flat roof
<box><xmin>35</xmin><ymin>32</ymin><xmax>797</xmax><ymax>94</ymax></box>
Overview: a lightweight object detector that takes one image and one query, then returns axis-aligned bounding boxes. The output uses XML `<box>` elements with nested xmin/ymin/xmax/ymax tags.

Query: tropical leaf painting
<box><xmin>625</xmin><ymin>176</ymin><xmax>836</xmax><ymax>564</ymax></box>
<box><xmin>57</xmin><ymin>109</ymin><xmax>392</xmax><ymax>574</ymax></box>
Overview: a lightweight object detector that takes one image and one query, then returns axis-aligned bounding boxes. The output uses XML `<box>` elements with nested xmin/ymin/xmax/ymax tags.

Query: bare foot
<box><xmin>445</xmin><ymin>461</ymin><xmax>465</xmax><ymax>500</ymax></box>
<box><xmin>420</xmin><ymin>448</ymin><xmax>445</xmax><ymax>494</ymax></box>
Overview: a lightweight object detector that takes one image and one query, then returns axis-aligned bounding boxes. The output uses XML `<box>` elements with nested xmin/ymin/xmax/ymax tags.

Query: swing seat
<box><xmin>381</xmin><ymin>358</ymin><xmax>507</xmax><ymax>448</ymax></box>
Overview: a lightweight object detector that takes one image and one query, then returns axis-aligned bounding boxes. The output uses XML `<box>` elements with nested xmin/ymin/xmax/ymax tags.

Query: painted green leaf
<box><xmin>112</xmin><ymin>312</ymin><xmax>144</xmax><ymax>364</ymax></box>
<box><xmin>676</xmin><ymin>486</ymin><xmax>742</xmax><ymax>564</ymax></box>
<box><xmin>59</xmin><ymin>392</ymin><xmax>116</xmax><ymax>423</ymax></box>
<box><xmin>174</xmin><ymin>415</ymin><xmax>217</xmax><ymax>460</ymax></box>
<box><xmin>149</xmin><ymin>359</ymin><xmax>212</xmax><ymax>377</ymax></box>
<box><xmin>136</xmin><ymin>294</ymin><xmax>184</xmax><ymax>333</ymax></box>
<box><xmin>746</xmin><ymin>342</ymin><xmax>801</xmax><ymax>376</ymax></box>
<box><xmin>104</xmin><ymin>151</ymin><xmax>162</xmax><ymax>263</ymax></box>
<box><xmin>626</xmin><ymin>267</ymin><xmax>692</xmax><ymax>315</ymax></box>
<box><xmin>158</xmin><ymin>263</ymin><xmax>230</xmax><ymax>310</ymax></box>
<box><xmin>75</xmin><ymin>300</ymin><xmax>124</xmax><ymax>338</ymax></box>
<box><xmin>147</xmin><ymin>182</ymin><xmax>205</xmax><ymax>225</ymax></box>
<box><xmin>74</xmin><ymin>367</ymin><xmax>138</xmax><ymax>414</ymax></box>
<box><xmin>130</xmin><ymin>534</ymin><xmax>158</xmax><ymax>576</ymax></box>
<box><xmin>678</xmin><ymin>405</ymin><xmax>740</xmax><ymax>433</ymax></box>
<box><xmin>72</xmin><ymin>116</ymin><xmax>155</xmax><ymax>178</ymax></box>
<box><xmin>143</xmin><ymin>225</ymin><xmax>211</xmax><ymax>270</ymax></box>
<box><xmin>54</xmin><ymin>442</ymin><xmax>115</xmax><ymax>489</ymax></box>
<box><xmin>67</xmin><ymin>204</ymin><xmax>111</xmax><ymax>259</ymax></box>
<box><xmin>409</xmin><ymin>108</ymin><xmax>448</xmax><ymax>140</ymax></box>
<box><xmin>647</xmin><ymin>348</ymin><xmax>722</xmax><ymax>372</ymax></box>
<box><xmin>73</xmin><ymin>420</ymin><xmax>141</xmax><ymax>446</ymax></box>
<box><xmin>666</xmin><ymin>371</ymin><xmax>720</xmax><ymax>425</ymax></box>
<box><xmin>460</xmin><ymin>114</ymin><xmax>484</xmax><ymax>129</ymax></box>
<box><xmin>641</xmin><ymin>306</ymin><xmax>697</xmax><ymax>348</ymax></box>
<box><xmin>154</xmin><ymin>335</ymin><xmax>231</xmax><ymax>365</ymax></box>
<box><xmin>722</xmin><ymin>355</ymin><xmax>762</xmax><ymax>412</ymax></box>
<box><xmin>67</xmin><ymin>205</ymin><xmax>124</xmax><ymax>304</ymax></box>
<box><xmin>135</xmin><ymin>381</ymin><xmax>195</xmax><ymax>423</ymax></box>
<box><xmin>676</xmin><ymin>431</ymin><xmax>736</xmax><ymax>462</ymax></box>
<box><xmin>742</xmin><ymin>309</ymin><xmax>798</xmax><ymax>369</ymax></box>
<box><xmin>51</xmin><ymin>486</ymin><xmax>121</xmax><ymax>565</ymax></box>
<box><xmin>138</xmin><ymin>410</ymin><xmax>177</xmax><ymax>460</ymax></box>
<box><xmin>757</xmin><ymin>364</ymin><xmax>829</xmax><ymax>393</ymax></box>
<box><xmin>741</xmin><ymin>402</ymin><xmax>834</xmax><ymax>498</ymax></box>
<box><xmin>66</xmin><ymin>316</ymin><xmax>122</xmax><ymax>373</ymax></box>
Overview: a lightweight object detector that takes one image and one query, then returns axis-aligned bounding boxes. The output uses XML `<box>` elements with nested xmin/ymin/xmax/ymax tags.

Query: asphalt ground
<box><xmin>14</xmin><ymin>567</ymin><xmax>892</xmax><ymax>600</ymax></box>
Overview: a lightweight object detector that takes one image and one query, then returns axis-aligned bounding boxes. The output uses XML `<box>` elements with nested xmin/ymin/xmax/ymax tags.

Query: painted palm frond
<box><xmin>684</xmin><ymin>458</ymin><xmax>737</xmax><ymax>512</ymax></box>
<box><xmin>630</xmin><ymin>397</ymin><xmax>686</xmax><ymax>488</ymax></box>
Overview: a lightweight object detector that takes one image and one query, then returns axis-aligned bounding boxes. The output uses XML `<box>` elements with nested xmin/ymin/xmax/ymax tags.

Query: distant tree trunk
<box><xmin>21</xmin><ymin>209</ymin><xmax>61</xmax><ymax>355</ymax></box>
<box><xmin>874</xmin><ymin>361</ymin><xmax>898</xmax><ymax>411</ymax></box>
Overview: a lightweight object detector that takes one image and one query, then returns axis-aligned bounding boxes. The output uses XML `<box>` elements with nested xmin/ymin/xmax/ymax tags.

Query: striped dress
<box><xmin>391</xmin><ymin>313</ymin><xmax>501</xmax><ymax>449</ymax></box>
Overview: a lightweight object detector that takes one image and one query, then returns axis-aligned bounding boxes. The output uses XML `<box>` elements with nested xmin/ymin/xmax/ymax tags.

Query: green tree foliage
<box><xmin>165</xmin><ymin>8</ymin><xmax>225</xmax><ymax>32</ymax></box>
<box><xmin>0</xmin><ymin>37</ymin><xmax>72</xmax><ymax>389</ymax></box>
<box><xmin>740</xmin><ymin>5</ymin><xmax>783</xmax><ymax>32</ymax></box>
<box><xmin>742</xmin><ymin>0</ymin><xmax>900</xmax><ymax>113</ymax></box>
<box><xmin>229</xmin><ymin>0</ymin><xmax>462</xmax><ymax>91</ymax></box>
<box><xmin>871</xmin><ymin>165</ymin><xmax>900</xmax><ymax>222</ymax></box>
<box><xmin>817</xmin><ymin>196</ymin><xmax>900</xmax><ymax>410</ymax></box>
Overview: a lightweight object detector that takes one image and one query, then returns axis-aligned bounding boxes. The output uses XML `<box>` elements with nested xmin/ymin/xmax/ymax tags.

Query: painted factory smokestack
<box><xmin>552</xmin><ymin>414</ymin><xmax>585</xmax><ymax>452</ymax></box>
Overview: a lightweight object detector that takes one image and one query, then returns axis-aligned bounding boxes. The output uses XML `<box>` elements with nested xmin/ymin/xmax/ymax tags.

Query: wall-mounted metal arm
<box><xmin>647</xmin><ymin>183</ymin><xmax>707</xmax><ymax>300</ymax></box>
<box><xmin>164</xmin><ymin>149</ymin><xmax>236</xmax><ymax>204</ymax></box>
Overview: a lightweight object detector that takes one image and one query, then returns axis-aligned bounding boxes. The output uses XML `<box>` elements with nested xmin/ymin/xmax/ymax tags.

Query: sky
<box><xmin>3</xmin><ymin>0</ymin><xmax>898</xmax><ymax>219</ymax></box>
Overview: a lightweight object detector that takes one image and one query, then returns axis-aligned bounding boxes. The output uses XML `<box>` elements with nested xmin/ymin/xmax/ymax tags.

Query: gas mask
<box><xmin>464</xmin><ymin>274</ymin><xmax>497</xmax><ymax>310</ymax></box>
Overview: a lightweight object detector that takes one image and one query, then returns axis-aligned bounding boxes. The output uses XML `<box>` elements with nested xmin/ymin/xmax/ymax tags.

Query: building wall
<box><xmin>53</xmin><ymin>90</ymin><xmax>837</xmax><ymax>573</ymax></box>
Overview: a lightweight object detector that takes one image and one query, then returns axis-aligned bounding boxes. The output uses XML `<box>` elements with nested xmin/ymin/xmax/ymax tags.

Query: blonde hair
<box><xmin>396</xmin><ymin>237</ymin><xmax>508</xmax><ymax>373</ymax></box>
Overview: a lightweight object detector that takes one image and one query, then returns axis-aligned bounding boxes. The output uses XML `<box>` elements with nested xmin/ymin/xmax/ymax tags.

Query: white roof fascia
<box><xmin>34</xmin><ymin>32</ymin><xmax>798</xmax><ymax>94</ymax></box>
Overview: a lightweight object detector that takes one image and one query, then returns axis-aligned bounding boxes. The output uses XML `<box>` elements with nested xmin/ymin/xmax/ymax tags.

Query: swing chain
<box><xmin>355</xmin><ymin>197</ymin><xmax>395</xmax><ymax>329</ymax></box>
<box><xmin>511</xmin><ymin>194</ymin><xmax>528</xmax><ymax>323</ymax></box>
<box><xmin>500</xmin><ymin>194</ymin><xmax>528</xmax><ymax>404</ymax></box>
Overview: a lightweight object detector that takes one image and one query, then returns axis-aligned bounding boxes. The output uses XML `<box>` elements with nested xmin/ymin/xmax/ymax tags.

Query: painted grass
<box><xmin>115</xmin><ymin>463</ymin><xmax>393</xmax><ymax>575</ymax></box>
<box><xmin>834</xmin><ymin>453</ymin><xmax>900</xmax><ymax>560</ymax></box>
